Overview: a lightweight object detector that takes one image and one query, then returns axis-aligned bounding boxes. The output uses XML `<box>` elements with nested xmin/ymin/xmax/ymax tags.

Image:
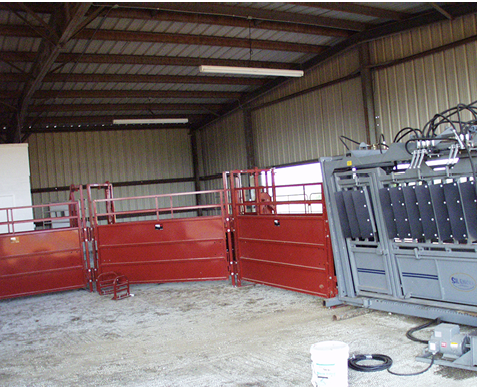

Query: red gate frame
<box><xmin>88</xmin><ymin>187</ymin><xmax>233</xmax><ymax>287</ymax></box>
<box><xmin>224</xmin><ymin>168</ymin><xmax>337</xmax><ymax>297</ymax></box>
<box><xmin>0</xmin><ymin>200</ymin><xmax>89</xmax><ymax>300</ymax></box>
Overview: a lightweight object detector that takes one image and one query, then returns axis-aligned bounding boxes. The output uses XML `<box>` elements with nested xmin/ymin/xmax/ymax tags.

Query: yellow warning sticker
<box><xmin>347</xmin><ymin>160</ymin><xmax>352</xmax><ymax>166</ymax></box>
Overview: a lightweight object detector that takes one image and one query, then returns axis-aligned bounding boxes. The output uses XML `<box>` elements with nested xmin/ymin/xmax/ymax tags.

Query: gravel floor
<box><xmin>0</xmin><ymin>281</ymin><xmax>476</xmax><ymax>386</ymax></box>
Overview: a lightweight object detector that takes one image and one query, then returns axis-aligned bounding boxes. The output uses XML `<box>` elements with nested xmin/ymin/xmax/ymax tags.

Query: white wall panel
<box><xmin>28</xmin><ymin>129</ymin><xmax>193</xmax><ymax>206</ymax></box>
<box><xmin>253</xmin><ymin>77</ymin><xmax>367</xmax><ymax>167</ymax></box>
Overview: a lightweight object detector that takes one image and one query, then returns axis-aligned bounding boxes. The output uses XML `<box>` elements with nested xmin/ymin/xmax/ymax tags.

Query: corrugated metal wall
<box><xmin>371</xmin><ymin>13</ymin><xmax>477</xmax><ymax>142</ymax></box>
<box><xmin>253</xmin><ymin>50</ymin><xmax>360</xmax><ymax>106</ymax></box>
<box><xmin>198</xmin><ymin>14</ymin><xmax>477</xmax><ymax>174</ymax></box>
<box><xmin>28</xmin><ymin>129</ymin><xmax>195</xmax><ymax>211</ymax></box>
<box><xmin>25</xmin><ymin>13</ymin><xmax>477</xmax><ymax>207</ymax></box>
<box><xmin>198</xmin><ymin>109</ymin><xmax>247</xmax><ymax>191</ymax></box>
<box><xmin>252</xmin><ymin>76</ymin><xmax>366</xmax><ymax>167</ymax></box>
<box><xmin>198</xmin><ymin>48</ymin><xmax>367</xmax><ymax>169</ymax></box>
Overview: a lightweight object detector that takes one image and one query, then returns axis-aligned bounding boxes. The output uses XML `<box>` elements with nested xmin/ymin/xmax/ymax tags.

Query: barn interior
<box><xmin>2</xmin><ymin>2</ymin><xmax>477</xmax><ymax>386</ymax></box>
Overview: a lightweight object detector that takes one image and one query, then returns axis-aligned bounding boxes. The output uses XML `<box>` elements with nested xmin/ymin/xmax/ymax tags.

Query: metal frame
<box><xmin>224</xmin><ymin>168</ymin><xmax>337</xmax><ymax>297</ymax></box>
<box><xmin>0</xmin><ymin>200</ymin><xmax>88</xmax><ymax>299</ymax></box>
<box><xmin>321</xmin><ymin>143</ymin><xmax>477</xmax><ymax>326</ymax></box>
<box><xmin>88</xmin><ymin>187</ymin><xmax>232</xmax><ymax>286</ymax></box>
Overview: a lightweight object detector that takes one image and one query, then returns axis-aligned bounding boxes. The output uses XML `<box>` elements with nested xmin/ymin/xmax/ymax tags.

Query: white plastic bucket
<box><xmin>310</xmin><ymin>341</ymin><xmax>349</xmax><ymax>387</ymax></box>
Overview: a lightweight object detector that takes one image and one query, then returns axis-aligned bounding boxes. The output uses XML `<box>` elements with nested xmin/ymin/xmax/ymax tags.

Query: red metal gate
<box><xmin>226</xmin><ymin>168</ymin><xmax>337</xmax><ymax>297</ymax></box>
<box><xmin>0</xmin><ymin>201</ymin><xmax>89</xmax><ymax>300</ymax></box>
<box><xmin>89</xmin><ymin>188</ymin><xmax>230</xmax><ymax>285</ymax></box>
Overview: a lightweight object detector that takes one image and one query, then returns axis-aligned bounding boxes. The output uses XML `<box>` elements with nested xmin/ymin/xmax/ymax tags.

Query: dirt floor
<box><xmin>1</xmin><ymin>281</ymin><xmax>476</xmax><ymax>387</ymax></box>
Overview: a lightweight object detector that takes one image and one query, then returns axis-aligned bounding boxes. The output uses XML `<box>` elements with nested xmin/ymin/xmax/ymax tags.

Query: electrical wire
<box><xmin>348</xmin><ymin>354</ymin><xmax>393</xmax><ymax>372</ymax></box>
<box><xmin>349</xmin><ymin>318</ymin><xmax>441</xmax><ymax>377</ymax></box>
<box><xmin>348</xmin><ymin>353</ymin><xmax>436</xmax><ymax>377</ymax></box>
<box><xmin>406</xmin><ymin>317</ymin><xmax>441</xmax><ymax>343</ymax></box>
<box><xmin>387</xmin><ymin>355</ymin><xmax>436</xmax><ymax>376</ymax></box>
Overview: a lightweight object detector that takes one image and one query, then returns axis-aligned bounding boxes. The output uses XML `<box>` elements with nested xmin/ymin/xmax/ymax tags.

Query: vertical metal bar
<box><xmin>170</xmin><ymin>195</ymin><xmax>174</xmax><ymax>218</ymax></box>
<box><xmin>190</xmin><ymin>130</ymin><xmax>203</xmax><ymax>216</ymax></box>
<box><xmin>271</xmin><ymin>169</ymin><xmax>277</xmax><ymax>212</ymax></box>
<box><xmin>359</xmin><ymin>43</ymin><xmax>377</xmax><ymax>145</ymax></box>
<box><xmin>243</xmin><ymin>108</ymin><xmax>256</xmax><ymax>169</ymax></box>
<box><xmin>155</xmin><ymin>196</ymin><xmax>159</xmax><ymax>221</ymax></box>
<box><xmin>8</xmin><ymin>208</ymin><xmax>14</xmax><ymax>234</ymax></box>
<box><xmin>254</xmin><ymin>168</ymin><xmax>261</xmax><ymax>214</ymax></box>
<box><xmin>78</xmin><ymin>185</ymin><xmax>94</xmax><ymax>292</ymax></box>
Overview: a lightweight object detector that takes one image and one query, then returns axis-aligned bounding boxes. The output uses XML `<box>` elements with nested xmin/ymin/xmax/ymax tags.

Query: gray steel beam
<box><xmin>359</xmin><ymin>43</ymin><xmax>377</xmax><ymax>145</ymax></box>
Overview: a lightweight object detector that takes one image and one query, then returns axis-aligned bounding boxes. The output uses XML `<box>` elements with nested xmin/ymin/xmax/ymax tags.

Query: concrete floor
<box><xmin>0</xmin><ymin>281</ymin><xmax>476</xmax><ymax>387</ymax></box>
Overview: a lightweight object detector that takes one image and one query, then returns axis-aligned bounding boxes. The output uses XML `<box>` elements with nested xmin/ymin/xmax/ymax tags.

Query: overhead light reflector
<box><xmin>113</xmin><ymin>118</ymin><xmax>189</xmax><ymax>125</ymax></box>
<box><xmin>199</xmin><ymin>65</ymin><xmax>304</xmax><ymax>77</ymax></box>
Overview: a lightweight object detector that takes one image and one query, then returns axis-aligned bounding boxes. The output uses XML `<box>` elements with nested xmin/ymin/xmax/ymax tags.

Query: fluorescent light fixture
<box><xmin>199</xmin><ymin>65</ymin><xmax>304</xmax><ymax>77</ymax></box>
<box><xmin>113</xmin><ymin>118</ymin><xmax>189</xmax><ymax>125</ymax></box>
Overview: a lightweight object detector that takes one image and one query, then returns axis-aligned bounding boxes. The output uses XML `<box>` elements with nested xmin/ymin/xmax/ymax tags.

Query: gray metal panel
<box><xmin>443</xmin><ymin>182</ymin><xmax>467</xmax><ymax>242</ymax></box>
<box><xmin>378</xmin><ymin>187</ymin><xmax>398</xmax><ymax>238</ymax></box>
<box><xmin>429</xmin><ymin>184</ymin><xmax>453</xmax><ymax>242</ymax></box>
<box><xmin>351</xmin><ymin>188</ymin><xmax>374</xmax><ymax>238</ymax></box>
<box><xmin>334</xmin><ymin>191</ymin><xmax>352</xmax><ymax>238</ymax></box>
<box><xmin>459</xmin><ymin>181</ymin><xmax>477</xmax><ymax>240</ymax></box>
<box><xmin>388</xmin><ymin>186</ymin><xmax>412</xmax><ymax>239</ymax></box>
<box><xmin>342</xmin><ymin>190</ymin><xmax>361</xmax><ymax>239</ymax></box>
<box><xmin>402</xmin><ymin>185</ymin><xmax>425</xmax><ymax>240</ymax></box>
<box><xmin>415</xmin><ymin>184</ymin><xmax>439</xmax><ymax>240</ymax></box>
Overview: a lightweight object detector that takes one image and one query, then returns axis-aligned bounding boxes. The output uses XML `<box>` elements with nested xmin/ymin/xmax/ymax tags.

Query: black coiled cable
<box><xmin>348</xmin><ymin>354</ymin><xmax>393</xmax><ymax>372</ymax></box>
<box><xmin>348</xmin><ymin>353</ymin><xmax>436</xmax><ymax>376</ymax></box>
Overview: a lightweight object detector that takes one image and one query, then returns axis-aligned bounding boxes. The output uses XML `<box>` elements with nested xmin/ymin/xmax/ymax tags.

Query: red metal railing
<box><xmin>0</xmin><ymin>200</ymin><xmax>90</xmax><ymax>299</ymax></box>
<box><xmin>88</xmin><ymin>188</ymin><xmax>232</xmax><ymax>287</ymax></box>
<box><xmin>90</xmin><ymin>189</ymin><xmax>227</xmax><ymax>226</ymax></box>
<box><xmin>224</xmin><ymin>168</ymin><xmax>337</xmax><ymax>297</ymax></box>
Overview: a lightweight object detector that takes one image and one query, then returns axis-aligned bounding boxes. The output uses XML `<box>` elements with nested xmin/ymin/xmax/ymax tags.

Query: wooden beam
<box><xmin>0</xmin><ymin>24</ymin><xmax>328</xmax><ymax>54</ymax></box>
<box><xmin>105</xmin><ymin>2</ymin><xmax>369</xmax><ymax>31</ymax></box>
<box><xmin>290</xmin><ymin>3</ymin><xmax>410</xmax><ymax>21</ymax></box>
<box><xmin>0</xmin><ymin>51</ymin><xmax>296</xmax><ymax>70</ymax></box>
<box><xmin>0</xmin><ymin>72</ymin><xmax>265</xmax><ymax>86</ymax></box>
